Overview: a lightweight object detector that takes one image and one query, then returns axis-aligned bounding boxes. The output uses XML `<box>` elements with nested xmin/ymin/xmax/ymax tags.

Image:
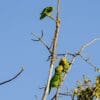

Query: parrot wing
<box><xmin>49</xmin><ymin>73</ymin><xmax>62</xmax><ymax>93</ymax></box>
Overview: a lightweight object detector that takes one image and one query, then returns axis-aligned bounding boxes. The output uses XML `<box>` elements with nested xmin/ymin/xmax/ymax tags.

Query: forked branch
<box><xmin>31</xmin><ymin>31</ymin><xmax>52</xmax><ymax>53</ymax></box>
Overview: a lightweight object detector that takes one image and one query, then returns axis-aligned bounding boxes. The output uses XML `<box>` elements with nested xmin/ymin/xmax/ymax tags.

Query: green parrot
<box><xmin>40</xmin><ymin>6</ymin><xmax>53</xmax><ymax>20</ymax></box>
<box><xmin>49</xmin><ymin>73</ymin><xmax>62</xmax><ymax>93</ymax></box>
<box><xmin>59</xmin><ymin>57</ymin><xmax>71</xmax><ymax>72</ymax></box>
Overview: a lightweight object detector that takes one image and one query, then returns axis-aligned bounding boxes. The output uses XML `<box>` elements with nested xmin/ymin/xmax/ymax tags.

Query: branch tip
<box><xmin>0</xmin><ymin>67</ymin><xmax>24</xmax><ymax>86</ymax></box>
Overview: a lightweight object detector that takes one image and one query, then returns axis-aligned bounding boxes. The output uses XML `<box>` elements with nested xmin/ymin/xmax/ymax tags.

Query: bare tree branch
<box><xmin>78</xmin><ymin>38</ymin><xmax>100</xmax><ymax>72</ymax></box>
<box><xmin>42</xmin><ymin>0</ymin><xmax>61</xmax><ymax>100</ymax></box>
<box><xmin>0</xmin><ymin>67</ymin><xmax>24</xmax><ymax>85</ymax></box>
<box><xmin>79</xmin><ymin>38</ymin><xmax>100</xmax><ymax>54</ymax></box>
<box><xmin>80</xmin><ymin>55</ymin><xmax>97</xmax><ymax>71</ymax></box>
<box><xmin>32</xmin><ymin>30</ymin><xmax>43</xmax><ymax>41</ymax></box>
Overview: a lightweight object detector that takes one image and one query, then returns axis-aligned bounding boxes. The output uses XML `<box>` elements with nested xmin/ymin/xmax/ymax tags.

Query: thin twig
<box><xmin>32</xmin><ymin>30</ymin><xmax>43</xmax><ymax>41</ymax></box>
<box><xmin>39</xmin><ymin>86</ymin><xmax>45</xmax><ymax>89</ymax></box>
<box><xmin>59</xmin><ymin>93</ymin><xmax>72</xmax><ymax>97</ymax></box>
<box><xmin>42</xmin><ymin>0</ymin><xmax>61</xmax><ymax>100</ymax></box>
<box><xmin>31</xmin><ymin>32</ymin><xmax>52</xmax><ymax>53</ymax></box>
<box><xmin>78</xmin><ymin>38</ymin><xmax>100</xmax><ymax>71</ymax></box>
<box><xmin>79</xmin><ymin>38</ymin><xmax>100</xmax><ymax>54</ymax></box>
<box><xmin>60</xmin><ymin>92</ymin><xmax>75</xmax><ymax>100</ymax></box>
<box><xmin>51</xmin><ymin>92</ymin><xmax>72</xmax><ymax>100</ymax></box>
<box><xmin>0</xmin><ymin>67</ymin><xmax>24</xmax><ymax>85</ymax></box>
<box><xmin>48</xmin><ymin>16</ymin><xmax>56</xmax><ymax>21</ymax></box>
<box><xmin>80</xmin><ymin>55</ymin><xmax>97</xmax><ymax>71</ymax></box>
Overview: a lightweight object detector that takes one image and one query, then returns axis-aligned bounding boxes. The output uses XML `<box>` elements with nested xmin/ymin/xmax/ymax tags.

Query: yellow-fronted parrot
<box><xmin>55</xmin><ymin>65</ymin><xmax>63</xmax><ymax>74</ymax></box>
<box><xmin>40</xmin><ymin>7</ymin><xmax>53</xmax><ymax>20</ymax></box>
<box><xmin>59</xmin><ymin>57</ymin><xmax>71</xmax><ymax>72</ymax></box>
<box><xmin>49</xmin><ymin>73</ymin><xmax>62</xmax><ymax>93</ymax></box>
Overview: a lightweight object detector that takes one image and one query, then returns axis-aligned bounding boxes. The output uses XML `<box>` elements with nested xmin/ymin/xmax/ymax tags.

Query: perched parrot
<box><xmin>49</xmin><ymin>73</ymin><xmax>62</xmax><ymax>93</ymax></box>
<box><xmin>40</xmin><ymin>6</ymin><xmax>53</xmax><ymax>20</ymax></box>
<box><xmin>55</xmin><ymin>65</ymin><xmax>63</xmax><ymax>74</ymax></box>
<box><xmin>59</xmin><ymin>57</ymin><xmax>71</xmax><ymax>72</ymax></box>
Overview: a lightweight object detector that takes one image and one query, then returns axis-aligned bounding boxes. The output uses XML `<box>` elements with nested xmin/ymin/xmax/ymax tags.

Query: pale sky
<box><xmin>0</xmin><ymin>0</ymin><xmax>100</xmax><ymax>100</ymax></box>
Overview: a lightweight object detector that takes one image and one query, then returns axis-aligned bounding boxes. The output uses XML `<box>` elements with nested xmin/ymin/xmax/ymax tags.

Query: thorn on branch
<box><xmin>0</xmin><ymin>67</ymin><xmax>24</xmax><ymax>85</ymax></box>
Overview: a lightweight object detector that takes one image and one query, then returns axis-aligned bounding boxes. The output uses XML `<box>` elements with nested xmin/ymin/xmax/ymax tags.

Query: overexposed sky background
<box><xmin>0</xmin><ymin>0</ymin><xmax>100</xmax><ymax>100</ymax></box>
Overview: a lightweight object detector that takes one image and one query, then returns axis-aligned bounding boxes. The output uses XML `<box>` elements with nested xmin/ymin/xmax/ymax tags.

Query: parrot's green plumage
<box><xmin>49</xmin><ymin>73</ymin><xmax>62</xmax><ymax>93</ymax></box>
<box><xmin>59</xmin><ymin>57</ymin><xmax>71</xmax><ymax>72</ymax></box>
<box><xmin>49</xmin><ymin>57</ymin><xmax>71</xmax><ymax>94</ymax></box>
<box><xmin>40</xmin><ymin>7</ymin><xmax>53</xmax><ymax>20</ymax></box>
